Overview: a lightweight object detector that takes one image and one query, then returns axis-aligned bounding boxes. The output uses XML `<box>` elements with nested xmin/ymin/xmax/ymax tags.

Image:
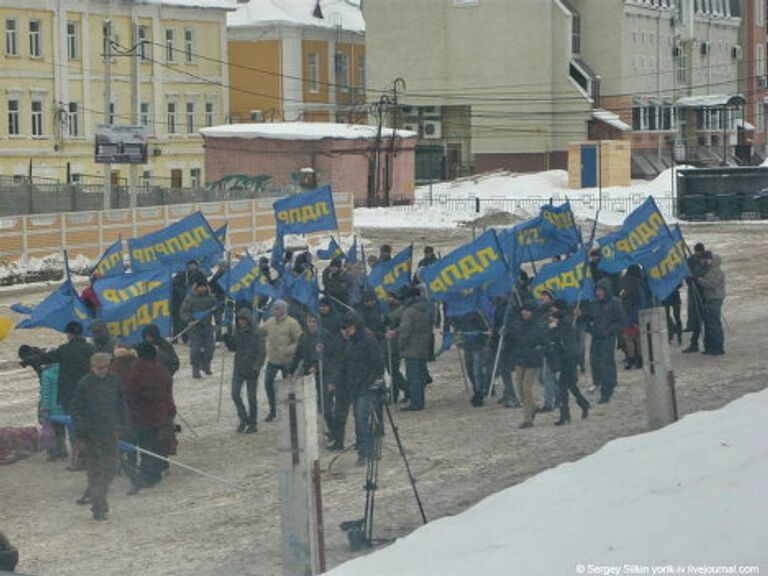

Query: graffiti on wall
<box><xmin>206</xmin><ymin>174</ymin><xmax>273</xmax><ymax>196</ymax></box>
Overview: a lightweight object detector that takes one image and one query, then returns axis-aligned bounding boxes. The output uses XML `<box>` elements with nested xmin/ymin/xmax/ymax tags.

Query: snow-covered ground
<box><xmin>328</xmin><ymin>388</ymin><xmax>768</xmax><ymax>576</ymax></box>
<box><xmin>355</xmin><ymin>168</ymin><xmax>688</xmax><ymax>229</ymax></box>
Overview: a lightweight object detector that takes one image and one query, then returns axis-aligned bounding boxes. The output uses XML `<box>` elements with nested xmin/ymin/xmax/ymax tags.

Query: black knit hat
<box><xmin>65</xmin><ymin>321</ymin><xmax>83</xmax><ymax>336</ymax></box>
<box><xmin>136</xmin><ymin>341</ymin><xmax>157</xmax><ymax>360</ymax></box>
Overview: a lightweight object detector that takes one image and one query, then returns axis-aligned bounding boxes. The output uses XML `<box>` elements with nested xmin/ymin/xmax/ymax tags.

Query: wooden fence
<box><xmin>0</xmin><ymin>193</ymin><xmax>354</xmax><ymax>264</ymax></box>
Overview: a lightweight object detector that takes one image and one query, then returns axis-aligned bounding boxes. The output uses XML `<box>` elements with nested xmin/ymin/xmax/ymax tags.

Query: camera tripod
<box><xmin>340</xmin><ymin>385</ymin><xmax>428</xmax><ymax>551</ymax></box>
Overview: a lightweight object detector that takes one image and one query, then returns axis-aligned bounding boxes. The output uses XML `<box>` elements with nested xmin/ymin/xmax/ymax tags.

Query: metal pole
<box><xmin>129</xmin><ymin>17</ymin><xmax>140</xmax><ymax>209</ymax></box>
<box><xmin>174</xmin><ymin>410</ymin><xmax>200</xmax><ymax>439</ymax></box>
<box><xmin>103</xmin><ymin>19</ymin><xmax>112</xmax><ymax>210</ymax></box>
<box><xmin>455</xmin><ymin>346</ymin><xmax>471</xmax><ymax>395</ymax></box>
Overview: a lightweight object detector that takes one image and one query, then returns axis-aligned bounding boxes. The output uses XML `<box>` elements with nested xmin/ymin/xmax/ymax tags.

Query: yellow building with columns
<box><xmin>0</xmin><ymin>0</ymin><xmax>231</xmax><ymax>188</ymax></box>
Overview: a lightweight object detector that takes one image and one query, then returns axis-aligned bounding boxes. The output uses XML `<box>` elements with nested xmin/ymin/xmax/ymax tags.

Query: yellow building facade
<box><xmin>227</xmin><ymin>0</ymin><xmax>366</xmax><ymax>125</ymax></box>
<box><xmin>0</xmin><ymin>0</ymin><xmax>230</xmax><ymax>187</ymax></box>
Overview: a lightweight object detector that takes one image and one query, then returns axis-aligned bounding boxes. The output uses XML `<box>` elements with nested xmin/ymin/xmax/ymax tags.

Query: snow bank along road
<box><xmin>0</xmin><ymin>221</ymin><xmax>765</xmax><ymax>575</ymax></box>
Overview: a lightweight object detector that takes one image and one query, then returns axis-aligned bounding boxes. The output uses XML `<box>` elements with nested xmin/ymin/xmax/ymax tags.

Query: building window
<box><xmin>186</xmin><ymin>101</ymin><xmax>195</xmax><ymax>133</ymax></box>
<box><xmin>102</xmin><ymin>21</ymin><xmax>113</xmax><ymax>59</ymax></box>
<box><xmin>8</xmin><ymin>99</ymin><xmax>19</xmax><ymax>135</ymax></box>
<box><xmin>757</xmin><ymin>0</ymin><xmax>766</xmax><ymax>27</ymax></box>
<box><xmin>357</xmin><ymin>55</ymin><xmax>366</xmax><ymax>88</ymax></box>
<box><xmin>165</xmin><ymin>29</ymin><xmax>175</xmax><ymax>62</ymax></box>
<box><xmin>205</xmin><ymin>101</ymin><xmax>214</xmax><ymax>127</ymax></box>
<box><xmin>29</xmin><ymin>20</ymin><xmax>41</xmax><ymax>58</ymax></box>
<box><xmin>675</xmin><ymin>50</ymin><xmax>686</xmax><ymax>83</ymax></box>
<box><xmin>140</xmin><ymin>101</ymin><xmax>151</xmax><ymax>127</ymax></box>
<box><xmin>31</xmin><ymin>100</ymin><xmax>43</xmax><ymax>136</ymax></box>
<box><xmin>308</xmin><ymin>52</ymin><xmax>319</xmax><ymax>93</ymax></box>
<box><xmin>190</xmin><ymin>167</ymin><xmax>201</xmax><ymax>188</ymax></box>
<box><xmin>137</xmin><ymin>25</ymin><xmax>149</xmax><ymax>61</ymax></box>
<box><xmin>336</xmin><ymin>52</ymin><xmax>349</xmax><ymax>92</ymax></box>
<box><xmin>68</xmin><ymin>102</ymin><xmax>79</xmax><ymax>137</ymax></box>
<box><xmin>757</xmin><ymin>44</ymin><xmax>766</xmax><ymax>77</ymax></box>
<box><xmin>571</xmin><ymin>13</ymin><xmax>581</xmax><ymax>54</ymax></box>
<box><xmin>167</xmin><ymin>102</ymin><xmax>177</xmax><ymax>134</ymax></box>
<box><xmin>757</xmin><ymin>103</ymin><xmax>765</xmax><ymax>133</ymax></box>
<box><xmin>108</xmin><ymin>102</ymin><xmax>116</xmax><ymax>125</ymax></box>
<box><xmin>184</xmin><ymin>29</ymin><xmax>194</xmax><ymax>63</ymax></box>
<box><xmin>5</xmin><ymin>18</ymin><xmax>17</xmax><ymax>56</ymax></box>
<box><xmin>67</xmin><ymin>21</ymin><xmax>79</xmax><ymax>60</ymax></box>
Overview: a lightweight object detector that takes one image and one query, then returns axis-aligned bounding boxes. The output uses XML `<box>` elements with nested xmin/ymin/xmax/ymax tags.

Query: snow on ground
<box><xmin>328</xmin><ymin>388</ymin><xmax>768</xmax><ymax>576</ymax></box>
<box><xmin>355</xmin><ymin>168</ymin><xmax>694</xmax><ymax>229</ymax></box>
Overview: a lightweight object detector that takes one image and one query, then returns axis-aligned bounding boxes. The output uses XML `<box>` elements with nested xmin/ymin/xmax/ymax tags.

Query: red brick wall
<box><xmin>203</xmin><ymin>135</ymin><xmax>416</xmax><ymax>204</ymax></box>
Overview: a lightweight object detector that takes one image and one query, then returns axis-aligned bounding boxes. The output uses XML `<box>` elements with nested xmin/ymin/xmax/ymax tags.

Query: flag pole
<box><xmin>217</xmin><ymin>250</ymin><xmax>231</xmax><ymax>425</ymax></box>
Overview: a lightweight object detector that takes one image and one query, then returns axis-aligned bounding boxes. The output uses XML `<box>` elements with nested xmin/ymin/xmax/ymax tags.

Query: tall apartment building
<box><xmin>0</xmin><ymin>0</ymin><xmax>231</xmax><ymax>188</ymax></box>
<box><xmin>227</xmin><ymin>0</ymin><xmax>366</xmax><ymax>125</ymax></box>
<box><xmin>364</xmin><ymin>0</ymin><xmax>745</xmax><ymax>180</ymax></box>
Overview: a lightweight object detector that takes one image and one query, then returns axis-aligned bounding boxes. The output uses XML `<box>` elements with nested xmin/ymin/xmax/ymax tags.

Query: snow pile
<box><xmin>356</xmin><ymin>168</ymin><xmax>692</xmax><ymax>229</ymax></box>
<box><xmin>227</xmin><ymin>0</ymin><xmax>365</xmax><ymax>32</ymax></box>
<box><xmin>200</xmin><ymin>123</ymin><xmax>415</xmax><ymax>141</ymax></box>
<box><xmin>328</xmin><ymin>390</ymin><xmax>768</xmax><ymax>576</ymax></box>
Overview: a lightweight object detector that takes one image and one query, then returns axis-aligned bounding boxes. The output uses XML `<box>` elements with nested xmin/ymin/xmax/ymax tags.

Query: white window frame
<box><xmin>185</xmin><ymin>101</ymin><xmax>195</xmax><ymax>134</ymax></box>
<box><xmin>184</xmin><ymin>28</ymin><xmax>194</xmax><ymax>63</ymax></box>
<box><xmin>31</xmin><ymin>99</ymin><xmax>43</xmax><ymax>136</ymax></box>
<box><xmin>137</xmin><ymin>25</ymin><xmax>149</xmax><ymax>62</ymax></box>
<box><xmin>205</xmin><ymin>101</ymin><xmax>214</xmax><ymax>127</ymax></box>
<box><xmin>140</xmin><ymin>101</ymin><xmax>151</xmax><ymax>128</ymax></box>
<box><xmin>8</xmin><ymin>98</ymin><xmax>19</xmax><ymax>136</ymax></box>
<box><xmin>67</xmin><ymin>21</ymin><xmax>79</xmax><ymax>60</ymax></box>
<box><xmin>29</xmin><ymin>20</ymin><xmax>41</xmax><ymax>58</ymax></box>
<box><xmin>67</xmin><ymin>101</ymin><xmax>79</xmax><ymax>137</ymax></box>
<box><xmin>5</xmin><ymin>18</ymin><xmax>17</xmax><ymax>56</ymax></box>
<box><xmin>190</xmin><ymin>167</ymin><xmax>201</xmax><ymax>188</ymax></box>
<box><xmin>308</xmin><ymin>52</ymin><xmax>319</xmax><ymax>93</ymax></box>
<box><xmin>167</xmin><ymin>101</ymin><xmax>177</xmax><ymax>134</ymax></box>
<box><xmin>165</xmin><ymin>28</ymin><xmax>175</xmax><ymax>63</ymax></box>
<box><xmin>757</xmin><ymin>44</ymin><xmax>766</xmax><ymax>77</ymax></box>
<box><xmin>757</xmin><ymin>0</ymin><xmax>766</xmax><ymax>27</ymax></box>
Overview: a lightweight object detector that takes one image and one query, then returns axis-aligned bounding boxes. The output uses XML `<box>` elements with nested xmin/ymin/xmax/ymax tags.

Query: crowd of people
<box><xmin>16</xmin><ymin>235</ymin><xmax>726</xmax><ymax>520</ymax></box>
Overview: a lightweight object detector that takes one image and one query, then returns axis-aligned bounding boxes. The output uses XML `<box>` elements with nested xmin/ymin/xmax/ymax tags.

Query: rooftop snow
<box><xmin>592</xmin><ymin>108</ymin><xmax>631</xmax><ymax>132</ymax></box>
<box><xmin>199</xmin><ymin>122</ymin><xmax>417</xmax><ymax>141</ymax></box>
<box><xmin>327</xmin><ymin>388</ymin><xmax>768</xmax><ymax>576</ymax></box>
<box><xmin>136</xmin><ymin>0</ymin><xmax>239</xmax><ymax>10</ymax></box>
<box><xmin>227</xmin><ymin>0</ymin><xmax>365</xmax><ymax>33</ymax></box>
<box><xmin>677</xmin><ymin>93</ymin><xmax>745</xmax><ymax>108</ymax></box>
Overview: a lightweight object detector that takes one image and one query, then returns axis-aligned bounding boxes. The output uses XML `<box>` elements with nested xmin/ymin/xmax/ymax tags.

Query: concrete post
<box><xmin>639</xmin><ymin>308</ymin><xmax>679</xmax><ymax>431</ymax></box>
<box><xmin>277</xmin><ymin>374</ymin><xmax>322</xmax><ymax>576</ymax></box>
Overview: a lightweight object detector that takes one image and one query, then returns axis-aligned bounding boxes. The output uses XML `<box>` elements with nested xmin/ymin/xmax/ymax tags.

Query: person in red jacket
<box><xmin>80</xmin><ymin>273</ymin><xmax>101</xmax><ymax>317</ymax></box>
<box><xmin>123</xmin><ymin>341</ymin><xmax>176</xmax><ymax>494</ymax></box>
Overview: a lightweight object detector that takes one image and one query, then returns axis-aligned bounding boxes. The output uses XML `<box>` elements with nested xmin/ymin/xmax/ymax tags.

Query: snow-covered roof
<box><xmin>227</xmin><ymin>0</ymin><xmax>364</xmax><ymax>33</ymax></box>
<box><xmin>677</xmin><ymin>94</ymin><xmax>745</xmax><ymax>108</ymax></box>
<box><xmin>200</xmin><ymin>122</ymin><xmax>416</xmax><ymax>141</ymax></box>
<box><xmin>736</xmin><ymin>119</ymin><xmax>755</xmax><ymax>130</ymax></box>
<box><xmin>136</xmin><ymin>0</ymin><xmax>240</xmax><ymax>10</ymax></box>
<box><xmin>591</xmin><ymin>108</ymin><xmax>631</xmax><ymax>132</ymax></box>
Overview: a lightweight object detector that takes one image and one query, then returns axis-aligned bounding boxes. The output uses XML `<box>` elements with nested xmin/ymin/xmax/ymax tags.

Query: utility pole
<box><xmin>384</xmin><ymin>78</ymin><xmax>406</xmax><ymax>205</ymax></box>
<box><xmin>103</xmin><ymin>19</ymin><xmax>112</xmax><ymax>210</ymax></box>
<box><xmin>129</xmin><ymin>17</ymin><xmax>140</xmax><ymax>209</ymax></box>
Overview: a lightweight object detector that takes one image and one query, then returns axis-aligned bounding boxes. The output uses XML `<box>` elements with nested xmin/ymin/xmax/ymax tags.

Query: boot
<box><xmin>634</xmin><ymin>356</ymin><xmax>643</xmax><ymax>369</ymax></box>
<box><xmin>682</xmin><ymin>343</ymin><xmax>699</xmax><ymax>353</ymax></box>
<box><xmin>580</xmin><ymin>401</ymin><xmax>590</xmax><ymax>420</ymax></box>
<box><xmin>555</xmin><ymin>404</ymin><xmax>571</xmax><ymax>425</ymax></box>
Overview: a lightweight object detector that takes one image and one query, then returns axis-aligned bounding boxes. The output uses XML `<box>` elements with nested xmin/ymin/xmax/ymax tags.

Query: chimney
<box><xmin>313</xmin><ymin>0</ymin><xmax>324</xmax><ymax>20</ymax></box>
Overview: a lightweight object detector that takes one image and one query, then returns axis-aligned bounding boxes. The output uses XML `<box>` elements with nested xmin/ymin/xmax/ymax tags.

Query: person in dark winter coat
<box><xmin>535</xmin><ymin>290</ymin><xmax>557</xmax><ymax>411</ymax></box>
<box><xmin>141</xmin><ymin>324</ymin><xmax>180</xmax><ymax>377</ymax></box>
<box><xmin>90</xmin><ymin>320</ymin><xmax>116</xmax><ymax>354</ymax></box>
<box><xmin>417</xmin><ymin>246</ymin><xmax>438</xmax><ymax>271</ymax></box>
<box><xmin>452</xmin><ymin>311</ymin><xmax>491</xmax><ymax>407</ymax></box>
<box><xmin>388</xmin><ymin>287</ymin><xmax>432</xmax><ymax>411</ymax></box>
<box><xmin>123</xmin><ymin>342</ymin><xmax>176</xmax><ymax>493</ymax></box>
<box><xmin>510</xmin><ymin>303</ymin><xmax>548</xmax><ymax>428</ymax></box>
<box><xmin>619</xmin><ymin>264</ymin><xmax>650</xmax><ymax>369</ymax></box>
<box><xmin>697</xmin><ymin>251</ymin><xmax>726</xmax><ymax>355</ymax></box>
<box><xmin>209</xmin><ymin>260</ymin><xmax>232</xmax><ymax>343</ymax></box>
<box><xmin>227</xmin><ymin>310</ymin><xmax>266</xmax><ymax>433</ymax></box>
<box><xmin>383</xmin><ymin>291</ymin><xmax>408</xmax><ymax>404</ymax></box>
<box><xmin>180</xmin><ymin>281</ymin><xmax>218</xmax><ymax>379</ymax></box>
<box><xmin>663</xmin><ymin>283</ymin><xmax>683</xmax><ymax>345</ymax></box>
<box><xmin>27</xmin><ymin>321</ymin><xmax>95</xmax><ymax>466</ymax></box>
<box><xmin>546</xmin><ymin>300</ymin><xmax>590</xmax><ymax>425</ymax></box>
<box><xmin>357</xmin><ymin>290</ymin><xmax>387</xmax><ymax>340</ymax></box>
<box><xmin>318</xmin><ymin>297</ymin><xmax>342</xmax><ymax>336</ymax></box>
<box><xmin>171</xmin><ymin>260</ymin><xmax>208</xmax><ymax>341</ymax></box>
<box><xmin>683</xmin><ymin>242</ymin><xmax>706</xmax><ymax>353</ymax></box>
<box><xmin>584</xmin><ymin>279</ymin><xmax>625</xmax><ymax>403</ymax></box>
<box><xmin>322</xmin><ymin>258</ymin><xmax>349</xmax><ymax>307</ymax></box>
<box><xmin>70</xmin><ymin>352</ymin><xmax>125</xmax><ymax>520</ymax></box>
<box><xmin>491</xmin><ymin>296</ymin><xmax>520</xmax><ymax>408</ymax></box>
<box><xmin>335</xmin><ymin>313</ymin><xmax>384</xmax><ymax>462</ymax></box>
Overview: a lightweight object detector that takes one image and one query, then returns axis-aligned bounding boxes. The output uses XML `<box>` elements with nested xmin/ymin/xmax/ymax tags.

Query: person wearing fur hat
<box><xmin>123</xmin><ymin>342</ymin><xmax>176</xmax><ymax>494</ymax></box>
<box><xmin>226</xmin><ymin>310</ymin><xmax>266</xmax><ymax>433</ymax></box>
<box><xmin>260</xmin><ymin>299</ymin><xmax>303</xmax><ymax>422</ymax></box>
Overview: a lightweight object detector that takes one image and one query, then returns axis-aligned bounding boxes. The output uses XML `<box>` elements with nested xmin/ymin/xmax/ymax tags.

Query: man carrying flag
<box><xmin>180</xmin><ymin>281</ymin><xmax>218</xmax><ymax>379</ymax></box>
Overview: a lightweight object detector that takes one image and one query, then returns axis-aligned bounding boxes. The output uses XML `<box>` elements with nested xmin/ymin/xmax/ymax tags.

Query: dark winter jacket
<box><xmin>172</xmin><ymin>269</ymin><xmax>208</xmax><ymax>309</ymax></box>
<box><xmin>124</xmin><ymin>358</ymin><xmax>176</xmax><ymax>429</ymax></box>
<box><xmin>545</xmin><ymin>313</ymin><xmax>580</xmax><ymax>373</ymax></box>
<box><xmin>70</xmin><ymin>372</ymin><xmax>126</xmax><ymax>440</ymax></box>
<box><xmin>397</xmin><ymin>297</ymin><xmax>432</xmax><ymax>360</ymax></box>
<box><xmin>697</xmin><ymin>255</ymin><xmax>725</xmax><ymax>301</ymax></box>
<box><xmin>620</xmin><ymin>267</ymin><xmax>650</xmax><ymax>327</ymax></box>
<box><xmin>338</xmin><ymin>320</ymin><xmax>384</xmax><ymax>398</ymax></box>
<box><xmin>32</xmin><ymin>337</ymin><xmax>95</xmax><ymax>410</ymax></box>
<box><xmin>384</xmin><ymin>304</ymin><xmax>405</xmax><ymax>356</ymax></box>
<box><xmin>110</xmin><ymin>350</ymin><xmax>137</xmax><ymax>385</ymax></box>
<box><xmin>155</xmin><ymin>339</ymin><xmax>180</xmax><ymax>376</ymax></box>
<box><xmin>451</xmin><ymin>312</ymin><xmax>489</xmax><ymax>351</ymax></box>
<box><xmin>90</xmin><ymin>320</ymin><xmax>116</xmax><ymax>354</ymax></box>
<box><xmin>509</xmin><ymin>314</ymin><xmax>548</xmax><ymax>369</ymax></box>
<box><xmin>585</xmin><ymin>280</ymin><xmax>625</xmax><ymax>340</ymax></box>
<box><xmin>322</xmin><ymin>267</ymin><xmax>349</xmax><ymax>305</ymax></box>
<box><xmin>357</xmin><ymin>302</ymin><xmax>386</xmax><ymax>340</ymax></box>
<box><xmin>227</xmin><ymin>314</ymin><xmax>267</xmax><ymax>375</ymax></box>
<box><xmin>180</xmin><ymin>292</ymin><xmax>218</xmax><ymax>326</ymax></box>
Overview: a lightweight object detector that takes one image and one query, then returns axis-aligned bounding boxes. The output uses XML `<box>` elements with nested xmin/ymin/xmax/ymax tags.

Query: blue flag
<box><xmin>444</xmin><ymin>286</ymin><xmax>495</xmax><ymax>322</ymax></box>
<box><xmin>638</xmin><ymin>225</ymin><xmax>689</xmax><ymax>302</ymax></box>
<box><xmin>200</xmin><ymin>224</ymin><xmax>228</xmax><ymax>273</ymax></box>
<box><xmin>531</xmin><ymin>247</ymin><xmax>594</xmax><ymax>305</ymax></box>
<box><xmin>347</xmin><ymin>236</ymin><xmax>358</xmax><ymax>265</ymax></box>
<box><xmin>421</xmin><ymin>230</ymin><xmax>507</xmax><ymax>302</ymax></box>
<box><xmin>367</xmin><ymin>245</ymin><xmax>413</xmax><ymax>308</ymax></box>
<box><xmin>218</xmin><ymin>254</ymin><xmax>277</xmax><ymax>302</ymax></box>
<box><xmin>273</xmin><ymin>186</ymin><xmax>338</xmax><ymax>235</ymax></box>
<box><xmin>540</xmin><ymin>201</ymin><xmax>582</xmax><ymax>248</ymax></box>
<box><xmin>317</xmin><ymin>237</ymin><xmax>344</xmax><ymax>260</ymax></box>
<box><xmin>94</xmin><ymin>239</ymin><xmax>125</xmax><ymax>278</ymax></box>
<box><xmin>499</xmin><ymin>215</ymin><xmax>576</xmax><ymax>265</ymax></box>
<box><xmin>10</xmin><ymin>303</ymin><xmax>34</xmax><ymax>315</ymax></box>
<box><xmin>97</xmin><ymin>268</ymin><xmax>172</xmax><ymax>344</ymax></box>
<box><xmin>271</xmin><ymin>231</ymin><xmax>285</xmax><ymax>274</ymax></box>
<box><xmin>128</xmin><ymin>212</ymin><xmax>223</xmax><ymax>273</ymax></box>
<box><xmin>597</xmin><ymin>197</ymin><xmax>670</xmax><ymax>274</ymax></box>
<box><xmin>435</xmin><ymin>331</ymin><xmax>454</xmax><ymax>358</ymax></box>
<box><xmin>17</xmin><ymin>281</ymin><xmax>92</xmax><ymax>333</ymax></box>
<box><xmin>280</xmin><ymin>268</ymin><xmax>320</xmax><ymax>313</ymax></box>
